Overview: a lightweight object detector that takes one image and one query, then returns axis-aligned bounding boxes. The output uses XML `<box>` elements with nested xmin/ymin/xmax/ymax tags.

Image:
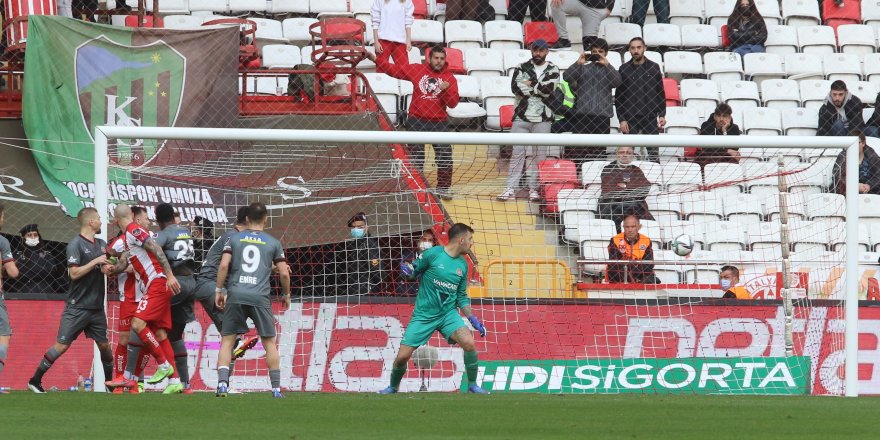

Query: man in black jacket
<box><xmin>818</xmin><ymin>80</ymin><xmax>865</xmax><ymax>137</ymax></box>
<box><xmin>692</xmin><ymin>103</ymin><xmax>742</xmax><ymax>170</ymax></box>
<box><xmin>6</xmin><ymin>224</ymin><xmax>64</xmax><ymax>294</ymax></box>
<box><xmin>333</xmin><ymin>212</ymin><xmax>385</xmax><ymax>296</ymax></box>
<box><xmin>831</xmin><ymin>130</ymin><xmax>880</xmax><ymax>195</ymax></box>
<box><xmin>616</xmin><ymin>37</ymin><xmax>666</xmax><ymax>162</ymax></box>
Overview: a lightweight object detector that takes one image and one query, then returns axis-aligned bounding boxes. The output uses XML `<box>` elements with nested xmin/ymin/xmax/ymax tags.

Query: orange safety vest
<box><xmin>611</xmin><ymin>233</ymin><xmax>651</xmax><ymax>260</ymax></box>
<box><xmin>723</xmin><ymin>285</ymin><xmax>752</xmax><ymax>299</ymax></box>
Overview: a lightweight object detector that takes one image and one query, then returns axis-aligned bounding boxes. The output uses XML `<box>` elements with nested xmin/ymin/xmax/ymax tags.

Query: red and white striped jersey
<box><xmin>125</xmin><ymin>222</ymin><xmax>166</xmax><ymax>289</ymax></box>
<box><xmin>109</xmin><ymin>234</ymin><xmax>146</xmax><ymax>302</ymax></box>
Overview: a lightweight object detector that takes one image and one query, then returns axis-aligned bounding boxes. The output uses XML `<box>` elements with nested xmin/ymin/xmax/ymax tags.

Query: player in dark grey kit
<box><xmin>153</xmin><ymin>203</ymin><xmax>198</xmax><ymax>393</ymax></box>
<box><xmin>0</xmin><ymin>203</ymin><xmax>21</xmax><ymax>393</ymax></box>
<box><xmin>28</xmin><ymin>207</ymin><xmax>114</xmax><ymax>393</ymax></box>
<box><xmin>214</xmin><ymin>202</ymin><xmax>290</xmax><ymax>398</ymax></box>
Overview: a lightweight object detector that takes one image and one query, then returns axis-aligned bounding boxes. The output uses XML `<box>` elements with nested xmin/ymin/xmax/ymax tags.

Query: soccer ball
<box><xmin>412</xmin><ymin>345</ymin><xmax>439</xmax><ymax>369</ymax></box>
<box><xmin>671</xmin><ymin>234</ymin><xmax>694</xmax><ymax>257</ymax></box>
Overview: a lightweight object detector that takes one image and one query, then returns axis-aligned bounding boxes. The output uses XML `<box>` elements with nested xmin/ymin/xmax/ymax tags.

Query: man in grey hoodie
<box><xmin>562</xmin><ymin>38</ymin><xmax>621</xmax><ymax>164</ymax></box>
<box><xmin>818</xmin><ymin>80</ymin><xmax>865</xmax><ymax>137</ymax></box>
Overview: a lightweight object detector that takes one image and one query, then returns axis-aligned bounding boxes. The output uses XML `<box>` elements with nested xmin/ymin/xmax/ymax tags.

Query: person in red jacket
<box><xmin>369</xmin><ymin>46</ymin><xmax>460</xmax><ymax>198</ymax></box>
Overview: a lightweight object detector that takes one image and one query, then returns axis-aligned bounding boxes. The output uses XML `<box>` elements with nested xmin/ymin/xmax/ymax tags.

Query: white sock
<box><xmin>169</xmin><ymin>377</ymin><xmax>180</xmax><ymax>385</ymax></box>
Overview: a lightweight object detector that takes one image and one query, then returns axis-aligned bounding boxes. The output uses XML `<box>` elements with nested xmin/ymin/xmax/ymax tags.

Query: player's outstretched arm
<box><xmin>275</xmin><ymin>261</ymin><xmax>291</xmax><ymax>309</ymax></box>
<box><xmin>144</xmin><ymin>238</ymin><xmax>180</xmax><ymax>294</ymax></box>
<box><xmin>215</xmin><ymin>253</ymin><xmax>232</xmax><ymax>310</ymax></box>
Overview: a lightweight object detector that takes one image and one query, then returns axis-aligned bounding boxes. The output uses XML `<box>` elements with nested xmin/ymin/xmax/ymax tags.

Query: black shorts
<box><xmin>57</xmin><ymin>306</ymin><xmax>108</xmax><ymax>345</ymax></box>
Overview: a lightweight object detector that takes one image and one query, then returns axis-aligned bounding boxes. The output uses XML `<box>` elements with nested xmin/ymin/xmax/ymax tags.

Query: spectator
<box><xmin>498</xmin><ymin>39</ymin><xmax>561</xmax><ymax>202</ymax></box>
<box><xmin>173</xmin><ymin>211</ymin><xmax>181</xmax><ymax>224</ymax></box>
<box><xmin>630</xmin><ymin>0</ymin><xmax>669</xmax><ymax>27</ymax></box>
<box><xmin>598</xmin><ymin>147</ymin><xmax>654</xmax><ymax>231</ymax></box>
<box><xmin>818</xmin><ymin>80</ymin><xmax>866</xmax><ymax>137</ymax></box>
<box><xmin>508</xmin><ymin>0</ymin><xmax>548</xmax><ymax>24</ymax></box>
<box><xmin>831</xmin><ymin>130</ymin><xmax>880</xmax><ymax>195</ymax></box>
<box><xmin>615</xmin><ymin>37</ymin><xmax>666</xmax><ymax>162</ymax></box>
<box><xmin>396</xmin><ymin>230</ymin><xmax>437</xmax><ymax>295</ymax></box>
<box><xmin>692</xmin><ymin>103</ymin><xmax>742</xmax><ymax>169</ymax></box>
<box><xmin>866</xmin><ymin>94</ymin><xmax>880</xmax><ymax>138</ymax></box>
<box><xmin>562</xmin><ymin>38</ymin><xmax>621</xmax><ymax>164</ymax></box>
<box><xmin>606</xmin><ymin>214</ymin><xmax>658</xmax><ymax>284</ymax></box>
<box><xmin>726</xmin><ymin>0</ymin><xmax>767</xmax><ymax>58</ymax></box>
<box><xmin>549</xmin><ymin>0</ymin><xmax>613</xmax><ymax>50</ymax></box>
<box><xmin>719</xmin><ymin>265</ymin><xmax>752</xmax><ymax>299</ymax></box>
<box><xmin>191</xmin><ymin>216</ymin><xmax>215</xmax><ymax>266</ymax></box>
<box><xmin>446</xmin><ymin>0</ymin><xmax>479</xmax><ymax>21</ymax></box>
<box><xmin>6</xmin><ymin>224</ymin><xmax>64</xmax><ymax>294</ymax></box>
<box><xmin>371</xmin><ymin>0</ymin><xmax>414</xmax><ymax>66</ymax></box>
<box><xmin>332</xmin><ymin>212</ymin><xmax>385</xmax><ymax>295</ymax></box>
<box><xmin>370</xmin><ymin>46</ymin><xmax>460</xmax><ymax>199</ymax></box>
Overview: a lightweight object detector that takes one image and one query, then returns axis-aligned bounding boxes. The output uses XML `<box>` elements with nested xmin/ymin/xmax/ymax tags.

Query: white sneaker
<box><xmin>529</xmin><ymin>190</ymin><xmax>541</xmax><ymax>202</ymax></box>
<box><xmin>497</xmin><ymin>188</ymin><xmax>515</xmax><ymax>201</ymax></box>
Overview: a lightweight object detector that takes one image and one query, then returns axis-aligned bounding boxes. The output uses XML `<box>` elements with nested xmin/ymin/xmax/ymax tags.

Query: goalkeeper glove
<box><xmin>468</xmin><ymin>315</ymin><xmax>486</xmax><ymax>337</ymax></box>
<box><xmin>400</xmin><ymin>260</ymin><xmax>415</xmax><ymax>279</ymax></box>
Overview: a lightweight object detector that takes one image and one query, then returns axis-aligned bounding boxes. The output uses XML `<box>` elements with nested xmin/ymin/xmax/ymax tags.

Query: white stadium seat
<box><xmin>781</xmin><ymin>107</ymin><xmax>819</xmax><ymax>136</ymax></box>
<box><xmin>309</xmin><ymin>0</ymin><xmax>350</xmax><ymax>16</ymax></box>
<box><xmin>796</xmin><ymin>25</ymin><xmax>837</xmax><ymax>54</ymax></box>
<box><xmin>784</xmin><ymin>53</ymin><xmax>824</xmax><ymax>81</ymax></box>
<box><xmin>705</xmin><ymin>0</ymin><xmax>737</xmax><ymax>27</ymax></box>
<box><xmin>465</xmin><ymin>48</ymin><xmax>505</xmax><ymax>78</ymax></box>
<box><xmin>680</xmin><ymin>24</ymin><xmax>719</xmax><ymax>49</ymax></box>
<box><xmin>764</xmin><ymin>25</ymin><xmax>799</xmax><ymax>54</ymax></box>
<box><xmin>742</xmin><ymin>107</ymin><xmax>782</xmax><ymax>136</ymax></box>
<box><xmin>485</xmin><ymin>21</ymin><xmax>524</xmax><ymax>51</ymax></box>
<box><xmin>782</xmin><ymin>0</ymin><xmax>821</xmax><ymax>27</ymax></box>
<box><xmin>164</xmin><ymin>15</ymin><xmax>203</xmax><ymax>29</ymax></box>
<box><xmin>761</xmin><ymin>79</ymin><xmax>801</xmax><ymax>109</ymax></box>
<box><xmin>744</xmin><ymin>52</ymin><xmax>786</xmax><ymax>86</ymax></box>
<box><xmin>663</xmin><ymin>106</ymin><xmax>701</xmax><ymax>135</ymax></box>
<box><xmin>865</xmin><ymin>0</ymin><xmax>880</xmax><ymax>27</ymax></box>
<box><xmin>146</xmin><ymin>0</ymin><xmax>188</xmax><ymax>14</ymax></box>
<box><xmin>704</xmin><ymin>52</ymin><xmax>743</xmax><ymax>82</ymax></box>
<box><xmin>664</xmin><ymin>51</ymin><xmax>704</xmax><ymax>79</ymax></box>
<box><xmin>755</xmin><ymin>0</ymin><xmax>783</xmax><ymax>25</ymax></box>
<box><xmin>720</xmin><ymin>80</ymin><xmax>760</xmax><ymax>113</ymax></box>
<box><xmin>603</xmin><ymin>22</ymin><xmax>643</xmax><ymax>49</ymax></box>
<box><xmin>503</xmin><ymin>49</ymin><xmax>531</xmax><ymax>76</ymax></box>
<box><xmin>799</xmin><ymin>79</ymin><xmax>832</xmax><ymax>109</ymax></box>
<box><xmin>836</xmin><ymin>24</ymin><xmax>877</xmax><ymax>55</ymax></box>
<box><xmin>724</xmin><ymin>193</ymin><xmax>764</xmax><ymax>224</ymax></box>
<box><xmin>250</xmin><ymin>18</ymin><xmax>287</xmax><ymax>48</ymax></box>
<box><xmin>190</xmin><ymin>0</ymin><xmax>232</xmax><ymax>13</ymax></box>
<box><xmin>283</xmin><ymin>18</ymin><xmax>318</xmax><ymax>46</ymax></box>
<box><xmin>643</xmin><ymin>23</ymin><xmax>682</xmax><ymax>48</ymax></box>
<box><xmin>547</xmin><ymin>50</ymin><xmax>580</xmax><ymax>72</ymax></box>
<box><xmin>480</xmin><ymin>76</ymin><xmax>515</xmax><ymax>131</ymax></box>
<box><xmin>445</xmin><ymin>20</ymin><xmax>485</xmax><ymax>51</ymax></box>
<box><xmin>262</xmin><ymin>44</ymin><xmax>301</xmax><ymax>68</ymax></box>
<box><xmin>680</xmin><ymin>79</ymin><xmax>720</xmax><ymax>116</ymax></box>
<box><xmin>669</xmin><ymin>0</ymin><xmax>706</xmax><ymax>26</ymax></box>
<box><xmin>411</xmin><ymin>19</ymin><xmax>444</xmax><ymax>45</ymax></box>
<box><xmin>806</xmin><ymin>192</ymin><xmax>846</xmax><ymax>224</ymax></box>
<box><xmin>229</xmin><ymin>0</ymin><xmax>268</xmax><ymax>13</ymax></box>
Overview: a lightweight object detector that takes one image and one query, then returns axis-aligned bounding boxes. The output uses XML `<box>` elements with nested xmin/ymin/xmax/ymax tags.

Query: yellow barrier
<box><xmin>470</xmin><ymin>259</ymin><xmax>578</xmax><ymax>299</ymax></box>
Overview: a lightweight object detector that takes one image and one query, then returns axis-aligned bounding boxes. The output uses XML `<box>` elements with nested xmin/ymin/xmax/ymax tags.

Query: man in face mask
<box><xmin>8</xmin><ymin>224</ymin><xmax>63</xmax><ymax>294</ymax></box>
<box><xmin>331</xmin><ymin>212</ymin><xmax>385</xmax><ymax>295</ymax></box>
<box><xmin>720</xmin><ymin>265</ymin><xmax>752</xmax><ymax>299</ymax></box>
<box><xmin>397</xmin><ymin>230</ymin><xmax>437</xmax><ymax>295</ymax></box>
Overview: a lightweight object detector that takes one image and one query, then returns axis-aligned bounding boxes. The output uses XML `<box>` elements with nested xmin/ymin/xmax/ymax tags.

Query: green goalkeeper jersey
<box><xmin>411</xmin><ymin>246</ymin><xmax>470</xmax><ymax>320</ymax></box>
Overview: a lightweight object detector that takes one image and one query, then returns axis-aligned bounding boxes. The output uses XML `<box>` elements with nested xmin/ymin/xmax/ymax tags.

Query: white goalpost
<box><xmin>93</xmin><ymin>126</ymin><xmax>861</xmax><ymax>396</ymax></box>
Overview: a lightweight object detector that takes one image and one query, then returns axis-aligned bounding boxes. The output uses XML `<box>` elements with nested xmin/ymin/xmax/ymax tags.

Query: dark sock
<box><xmin>269</xmin><ymin>369</ymin><xmax>281</xmax><ymax>389</ymax></box>
<box><xmin>171</xmin><ymin>339</ymin><xmax>189</xmax><ymax>384</ymax></box>
<box><xmin>99</xmin><ymin>347</ymin><xmax>113</xmax><ymax>383</ymax></box>
<box><xmin>218</xmin><ymin>366</ymin><xmax>230</xmax><ymax>386</ymax></box>
<box><xmin>390</xmin><ymin>364</ymin><xmax>407</xmax><ymax>390</ymax></box>
<box><xmin>32</xmin><ymin>346</ymin><xmax>62</xmax><ymax>383</ymax></box>
<box><xmin>463</xmin><ymin>350</ymin><xmax>479</xmax><ymax>384</ymax></box>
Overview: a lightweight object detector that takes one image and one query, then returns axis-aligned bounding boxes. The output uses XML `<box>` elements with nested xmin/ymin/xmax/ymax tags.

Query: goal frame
<box><xmin>93</xmin><ymin>126</ymin><xmax>861</xmax><ymax>396</ymax></box>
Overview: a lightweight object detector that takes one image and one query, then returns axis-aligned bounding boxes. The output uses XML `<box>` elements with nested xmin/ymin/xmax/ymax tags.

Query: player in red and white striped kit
<box><xmin>105</xmin><ymin>204</ymin><xmax>183</xmax><ymax>394</ymax></box>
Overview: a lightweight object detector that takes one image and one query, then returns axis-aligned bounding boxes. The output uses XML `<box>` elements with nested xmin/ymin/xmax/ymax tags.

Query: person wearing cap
<box><xmin>191</xmin><ymin>216</ymin><xmax>215</xmax><ymax>265</ymax></box>
<box><xmin>498</xmin><ymin>39</ymin><xmax>560</xmax><ymax>202</ymax></box>
<box><xmin>329</xmin><ymin>212</ymin><xmax>386</xmax><ymax>296</ymax></box>
<box><xmin>7</xmin><ymin>224</ymin><xmax>65</xmax><ymax>294</ymax></box>
<box><xmin>615</xmin><ymin>37</ymin><xmax>666</xmax><ymax>163</ymax></box>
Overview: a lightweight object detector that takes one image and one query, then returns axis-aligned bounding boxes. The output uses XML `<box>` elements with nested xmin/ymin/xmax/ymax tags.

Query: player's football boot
<box><xmin>112</xmin><ymin>387</ymin><xmax>125</xmax><ymax>394</ymax></box>
<box><xmin>377</xmin><ymin>386</ymin><xmax>398</xmax><ymax>394</ymax></box>
<box><xmin>181</xmin><ymin>383</ymin><xmax>193</xmax><ymax>395</ymax></box>
<box><xmin>233</xmin><ymin>335</ymin><xmax>259</xmax><ymax>359</ymax></box>
<box><xmin>466</xmin><ymin>384</ymin><xmax>490</xmax><ymax>394</ymax></box>
<box><xmin>105</xmin><ymin>375</ymin><xmax>137</xmax><ymax>389</ymax></box>
<box><xmin>162</xmin><ymin>382</ymin><xmax>184</xmax><ymax>394</ymax></box>
<box><xmin>215</xmin><ymin>383</ymin><xmax>228</xmax><ymax>398</ymax></box>
<box><xmin>272</xmin><ymin>389</ymin><xmax>285</xmax><ymax>398</ymax></box>
<box><xmin>146</xmin><ymin>363</ymin><xmax>175</xmax><ymax>384</ymax></box>
<box><xmin>27</xmin><ymin>380</ymin><xmax>45</xmax><ymax>394</ymax></box>
<box><xmin>129</xmin><ymin>382</ymin><xmax>144</xmax><ymax>394</ymax></box>
<box><xmin>0</xmin><ymin>387</ymin><xmax>9</xmax><ymax>394</ymax></box>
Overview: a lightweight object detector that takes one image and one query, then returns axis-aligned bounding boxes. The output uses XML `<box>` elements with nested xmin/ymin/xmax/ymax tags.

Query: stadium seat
<box><xmin>747</xmin><ymin>221</ymin><xmax>782</xmax><ymax>251</ymax></box>
<box><xmin>580</xmin><ymin>160</ymin><xmax>610</xmax><ymax>188</ymax></box>
<box><xmin>559</xmin><ymin>188</ymin><xmax>601</xmax><ymax>241</ymax></box>
<box><xmin>363</xmin><ymin>73</ymin><xmax>402</xmax><ymax>124</ymax></box>
<box><xmin>668</xmin><ymin>0</ymin><xmax>705</xmax><ymax>26</ymax></box>
<box><xmin>704</xmin><ymin>163</ymin><xmax>745</xmax><ymax>195</ymax></box>
<box><xmin>488</xmin><ymin>0</ymin><xmax>509</xmax><ymax>19</ymax></box>
<box><xmin>784</xmin><ymin>53</ymin><xmax>824</xmax><ymax>81</ymax></box>
<box><xmin>602</xmin><ymin>22</ymin><xmax>642</xmax><ymax>49</ymax></box>
<box><xmin>164</xmin><ymin>15</ymin><xmax>203</xmax><ymax>29</ymax></box>
<box><xmin>539</xmin><ymin>160</ymin><xmax>579</xmax><ymax>215</ymax></box>
<box><xmin>743</xmin><ymin>52</ymin><xmax>786</xmax><ymax>86</ymax></box>
<box><xmin>755</xmin><ymin>0</ymin><xmax>783</xmax><ymax>25</ymax></box>
<box><xmin>144</xmin><ymin>0</ymin><xmax>188</xmax><ymax>14</ymax></box>
<box><xmin>842</xmin><ymin>223</ymin><xmax>871</xmax><ymax>252</ymax></box>
<box><xmin>663</xmin><ymin>106</ymin><xmax>701</xmax><ymax>135</ymax></box>
<box><xmin>681</xmin><ymin>24</ymin><xmax>720</xmax><ymax>49</ymax></box>
<box><xmin>781</xmin><ymin>0</ymin><xmax>821</xmax><ymax>27</ymax></box>
<box><xmin>262</xmin><ymin>44</ymin><xmax>301</xmax><ymax>68</ymax></box>
<box><xmin>229</xmin><ymin>0</ymin><xmax>268</xmax><ymax>13</ymax></box>
<box><xmin>547</xmin><ymin>50</ymin><xmax>580</xmax><ymax>72</ymax></box>
<box><xmin>454</xmin><ymin>75</ymin><xmax>482</xmax><ymax>101</ymax></box>
<box><xmin>723</xmin><ymin>193</ymin><xmax>764</xmax><ymax>224</ymax></box>
<box><xmin>865</xmin><ymin>0</ymin><xmax>880</xmax><ymax>27</ymax></box>
<box><xmin>822</xmin><ymin>53</ymin><xmax>863</xmax><ymax>83</ymax></box>
<box><xmin>760</xmin><ymin>79</ymin><xmax>800</xmax><ymax>109</ymax></box>
<box><xmin>498</xmin><ymin>104</ymin><xmax>514</xmax><ymax>130</ymax></box>
<box><xmin>503</xmin><ymin>49</ymin><xmax>532</xmax><ymax>75</ymax></box>
<box><xmin>796</xmin><ymin>25</ymin><xmax>837</xmax><ymax>54</ymax></box>
<box><xmin>646</xmin><ymin>193</ymin><xmax>684</xmax><ymax>223</ymax></box>
<box><xmin>849</xmin><ymin>81</ymin><xmax>878</xmax><ymax>105</ymax></box>
<box><xmin>799</xmin><ymin>79</ymin><xmax>832</xmax><ymax>109</ymax></box>
<box><xmin>721</xmin><ymin>81</ymin><xmax>760</xmax><ymax>113</ymax></box>
<box><xmin>267</xmin><ymin>0</ymin><xmax>309</xmax><ymax>13</ymax></box>
<box><xmin>785</xmin><ymin>162</ymin><xmax>828</xmax><ymax>197</ymax></box>
<box><xmin>705</xmin><ymin>221</ymin><xmax>747</xmax><ymax>251</ymax></box>
<box><xmin>705</xmin><ymin>0</ymin><xmax>738</xmax><ymax>28</ymax></box>
<box><xmin>577</xmin><ymin>218</ymin><xmax>617</xmax><ymax>251</ymax></box>
<box><xmin>250</xmin><ymin>18</ymin><xmax>286</xmax><ymax>49</ymax></box>
<box><xmin>864</xmin><ymin>53</ymin><xmax>880</xmax><ymax>88</ymax></box>
<box><xmin>605</xmin><ymin>51</ymin><xmax>623</xmax><ymax>70</ymax></box>
<box><xmin>836</xmin><ymin>24</ymin><xmax>877</xmax><ymax>55</ymax></box>
<box><xmin>704</xmin><ymin>52</ymin><xmax>743</xmax><ymax>82</ymax></box>
<box><xmin>608</xmin><ymin>0</ymin><xmax>631</xmax><ymax>22</ymax></box>
<box><xmin>411</xmin><ymin>19</ymin><xmax>444</xmax><ymax>45</ymax></box>
<box><xmin>623</xmin><ymin>50</ymin><xmax>665</xmax><ymax>72</ymax></box>
<box><xmin>445</xmin><ymin>20</ymin><xmax>485</xmax><ymax>51</ymax></box>
<box><xmin>789</xmin><ymin>220</ymin><xmax>832</xmax><ymax>252</ymax></box>
<box><xmin>821</xmin><ymin>0</ymin><xmax>861</xmax><ymax>28</ymax></box>
<box><xmin>806</xmin><ymin>192</ymin><xmax>846</xmax><ymax>224</ymax></box>
<box><xmin>485</xmin><ymin>20</ymin><xmax>524</xmax><ymax>51</ymax></box>
<box><xmin>764</xmin><ymin>25</ymin><xmax>799</xmax><ymax>54</ymax></box>
<box><xmin>190</xmin><ymin>0</ymin><xmax>232</xmax><ymax>13</ymax></box>
<box><xmin>663</xmin><ymin>77</ymin><xmax>681</xmax><ymax>106</ymax></box>
<box><xmin>564</xmin><ymin>16</ymin><xmax>585</xmax><ymax>52</ymax></box>
<box><xmin>663</xmin><ymin>51</ymin><xmax>704</xmax><ymax>79</ymax></box>
<box><xmin>643</xmin><ymin>23</ymin><xmax>682</xmax><ymax>48</ymax></box>
<box><xmin>780</xmin><ymin>107</ymin><xmax>819</xmax><ymax>136</ymax></box>
<box><xmin>523</xmin><ymin>21</ymin><xmax>559</xmax><ymax>47</ymax></box>
<box><xmin>284</xmin><ymin>18</ymin><xmax>318</xmax><ymax>46</ymax></box>
<box><xmin>660</xmin><ymin>161</ymin><xmax>702</xmax><ymax>192</ymax></box>
<box><xmin>580</xmin><ymin>226</ymin><xmax>616</xmax><ymax>276</ymax></box>
<box><xmin>652</xmin><ymin>250</ymin><xmax>683</xmax><ymax>284</ymax></box>
<box><xmin>765</xmin><ymin>193</ymin><xmax>808</xmax><ymax>221</ymax></box>
<box><xmin>860</xmin><ymin>194</ymin><xmax>880</xmax><ymax>226</ymax></box>
<box><xmin>465</xmin><ymin>48</ymin><xmax>505</xmax><ymax>78</ymax></box>
<box><xmin>412</xmin><ymin>0</ymin><xmax>429</xmax><ymax>19</ymax></box>
<box><xmin>680</xmin><ymin>79</ymin><xmax>720</xmax><ymax>116</ymax></box>
<box><xmin>743</xmin><ymin>107</ymin><xmax>783</xmax><ymax>137</ymax></box>
<box><xmin>681</xmin><ymin>192</ymin><xmax>724</xmax><ymax>222</ymax></box>
<box><xmin>481</xmin><ymin>76</ymin><xmax>515</xmax><ymax>131</ymax></box>
<box><xmin>449</xmin><ymin>74</ymin><xmax>487</xmax><ymax>123</ymax></box>
<box><xmin>743</xmin><ymin>162</ymin><xmax>783</xmax><ymax>199</ymax></box>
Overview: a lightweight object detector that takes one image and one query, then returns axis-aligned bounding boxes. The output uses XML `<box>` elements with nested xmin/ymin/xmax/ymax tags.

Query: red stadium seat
<box><xmin>720</xmin><ymin>25</ymin><xmax>730</xmax><ymax>48</ymax></box>
<box><xmin>823</xmin><ymin>0</ymin><xmax>861</xmax><ymax>30</ymax></box>
<box><xmin>523</xmin><ymin>21</ymin><xmax>559</xmax><ymax>47</ymax></box>
<box><xmin>124</xmin><ymin>14</ymin><xmax>164</xmax><ymax>28</ymax></box>
<box><xmin>538</xmin><ymin>160</ymin><xmax>579</xmax><ymax>215</ymax></box>
<box><xmin>424</xmin><ymin>46</ymin><xmax>465</xmax><ymax>74</ymax></box>
<box><xmin>413</xmin><ymin>0</ymin><xmax>428</xmax><ymax>19</ymax></box>
<box><xmin>499</xmin><ymin>104</ymin><xmax>514</xmax><ymax>130</ymax></box>
<box><xmin>663</xmin><ymin>78</ymin><xmax>680</xmax><ymax>107</ymax></box>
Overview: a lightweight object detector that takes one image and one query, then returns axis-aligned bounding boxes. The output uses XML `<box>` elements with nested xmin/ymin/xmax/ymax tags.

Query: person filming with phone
<box><xmin>562</xmin><ymin>38</ymin><xmax>621</xmax><ymax>165</ymax></box>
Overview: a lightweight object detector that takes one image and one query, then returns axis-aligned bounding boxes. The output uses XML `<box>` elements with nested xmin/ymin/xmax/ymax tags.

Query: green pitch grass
<box><xmin>2</xmin><ymin>392</ymin><xmax>877</xmax><ymax>439</ymax></box>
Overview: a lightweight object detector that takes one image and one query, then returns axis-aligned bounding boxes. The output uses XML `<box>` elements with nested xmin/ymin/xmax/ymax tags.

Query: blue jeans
<box><xmin>828</xmin><ymin>120</ymin><xmax>848</xmax><ymax>137</ymax></box>
<box><xmin>732</xmin><ymin>44</ymin><xmax>765</xmax><ymax>58</ymax></box>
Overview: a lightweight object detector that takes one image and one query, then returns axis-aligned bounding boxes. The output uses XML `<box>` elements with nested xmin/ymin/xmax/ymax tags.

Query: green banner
<box><xmin>22</xmin><ymin>16</ymin><xmax>239</xmax><ymax>217</ymax></box>
<box><xmin>465</xmin><ymin>357</ymin><xmax>811</xmax><ymax>395</ymax></box>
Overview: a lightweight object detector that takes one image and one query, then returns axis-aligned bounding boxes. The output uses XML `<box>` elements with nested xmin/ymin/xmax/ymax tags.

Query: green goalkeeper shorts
<box><xmin>401</xmin><ymin>309</ymin><xmax>466</xmax><ymax>348</ymax></box>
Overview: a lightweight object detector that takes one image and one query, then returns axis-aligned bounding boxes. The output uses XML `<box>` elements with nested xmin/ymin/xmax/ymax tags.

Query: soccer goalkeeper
<box><xmin>379</xmin><ymin>223</ymin><xmax>489</xmax><ymax>394</ymax></box>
